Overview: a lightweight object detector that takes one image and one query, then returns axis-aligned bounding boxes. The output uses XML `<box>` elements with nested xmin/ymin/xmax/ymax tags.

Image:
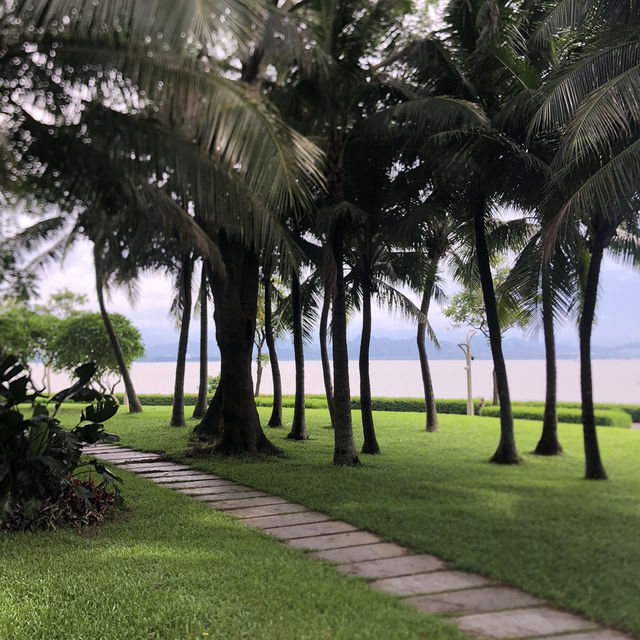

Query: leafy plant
<box><xmin>0</xmin><ymin>354</ymin><xmax>123</xmax><ymax>531</ymax></box>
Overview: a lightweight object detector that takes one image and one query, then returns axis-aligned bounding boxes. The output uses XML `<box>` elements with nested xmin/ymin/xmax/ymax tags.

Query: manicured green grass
<box><xmin>59</xmin><ymin>405</ymin><xmax>640</xmax><ymax>637</ymax></box>
<box><xmin>0</xmin><ymin>466</ymin><xmax>468</xmax><ymax>640</ymax></box>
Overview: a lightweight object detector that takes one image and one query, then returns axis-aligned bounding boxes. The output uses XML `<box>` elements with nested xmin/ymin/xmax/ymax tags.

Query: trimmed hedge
<box><xmin>254</xmin><ymin>395</ymin><xmax>480</xmax><ymax>414</ymax></box>
<box><xmin>113</xmin><ymin>393</ymin><xmax>638</xmax><ymax>422</ymax></box>
<box><xmin>510</xmin><ymin>400</ymin><xmax>640</xmax><ymax>423</ymax></box>
<box><xmin>115</xmin><ymin>394</ymin><xmax>200</xmax><ymax>406</ymax></box>
<box><xmin>479</xmin><ymin>404</ymin><xmax>632</xmax><ymax>428</ymax></box>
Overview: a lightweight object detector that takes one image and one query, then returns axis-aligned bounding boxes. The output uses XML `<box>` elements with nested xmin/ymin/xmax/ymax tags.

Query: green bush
<box><xmin>510</xmin><ymin>400</ymin><xmax>640</xmax><ymax>423</ymax></box>
<box><xmin>115</xmin><ymin>394</ymin><xmax>200</xmax><ymax>406</ymax></box>
<box><xmin>479</xmin><ymin>404</ymin><xmax>632</xmax><ymax>428</ymax></box>
<box><xmin>254</xmin><ymin>395</ymin><xmax>480</xmax><ymax>414</ymax></box>
<box><xmin>1</xmin><ymin>356</ymin><xmax>122</xmax><ymax>531</ymax></box>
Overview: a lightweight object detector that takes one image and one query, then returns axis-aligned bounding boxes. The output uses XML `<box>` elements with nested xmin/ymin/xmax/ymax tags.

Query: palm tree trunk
<box><xmin>473</xmin><ymin>194</ymin><xmax>520</xmax><ymax>464</ymax></box>
<box><xmin>192</xmin><ymin>269</ymin><xmax>209</xmax><ymax>419</ymax></box>
<box><xmin>211</xmin><ymin>235</ymin><xmax>280</xmax><ymax>456</ymax></box>
<box><xmin>171</xmin><ymin>255</ymin><xmax>193</xmax><ymax>427</ymax></box>
<box><xmin>264</xmin><ymin>275</ymin><xmax>282</xmax><ymax>427</ymax></box>
<box><xmin>580</xmin><ymin>236</ymin><xmax>608</xmax><ymax>480</ymax></box>
<box><xmin>94</xmin><ymin>256</ymin><xmax>142</xmax><ymax>414</ymax></box>
<box><xmin>535</xmin><ymin>264</ymin><xmax>562</xmax><ymax>455</ymax></box>
<box><xmin>287</xmin><ymin>271</ymin><xmax>309</xmax><ymax>440</ymax></box>
<box><xmin>330</xmin><ymin>232</ymin><xmax>359</xmax><ymax>466</ymax></box>
<box><xmin>359</xmin><ymin>277</ymin><xmax>379</xmax><ymax>454</ymax></box>
<box><xmin>492</xmin><ymin>370</ymin><xmax>499</xmax><ymax>405</ymax></box>
<box><xmin>320</xmin><ymin>285</ymin><xmax>336</xmax><ymax>426</ymax></box>
<box><xmin>417</xmin><ymin>286</ymin><xmax>439</xmax><ymax>432</ymax></box>
<box><xmin>254</xmin><ymin>334</ymin><xmax>265</xmax><ymax>396</ymax></box>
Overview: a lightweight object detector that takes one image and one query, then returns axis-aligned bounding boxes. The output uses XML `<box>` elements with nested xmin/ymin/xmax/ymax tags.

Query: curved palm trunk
<box><xmin>535</xmin><ymin>264</ymin><xmax>562</xmax><ymax>455</ymax></box>
<box><xmin>330</xmin><ymin>233</ymin><xmax>359</xmax><ymax>466</ymax></box>
<box><xmin>171</xmin><ymin>256</ymin><xmax>193</xmax><ymax>427</ymax></box>
<box><xmin>417</xmin><ymin>285</ymin><xmax>439</xmax><ymax>433</ymax></box>
<box><xmin>211</xmin><ymin>235</ymin><xmax>280</xmax><ymax>456</ymax></box>
<box><xmin>473</xmin><ymin>195</ymin><xmax>520</xmax><ymax>464</ymax></box>
<box><xmin>192</xmin><ymin>269</ymin><xmax>209</xmax><ymax>419</ymax></box>
<box><xmin>94</xmin><ymin>258</ymin><xmax>142</xmax><ymax>414</ymax></box>
<box><xmin>319</xmin><ymin>286</ymin><xmax>336</xmax><ymax>426</ymax></box>
<box><xmin>580</xmin><ymin>237</ymin><xmax>608</xmax><ymax>480</ymax></box>
<box><xmin>287</xmin><ymin>272</ymin><xmax>309</xmax><ymax>440</ymax></box>
<box><xmin>359</xmin><ymin>277</ymin><xmax>379</xmax><ymax>454</ymax></box>
<box><xmin>264</xmin><ymin>275</ymin><xmax>282</xmax><ymax>427</ymax></box>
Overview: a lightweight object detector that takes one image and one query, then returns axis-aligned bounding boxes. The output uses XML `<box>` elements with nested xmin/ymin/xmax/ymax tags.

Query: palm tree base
<box><xmin>585</xmin><ymin>462</ymin><xmax>607</xmax><ymax>480</ymax></box>
<box><xmin>286</xmin><ymin>431</ymin><xmax>309</xmax><ymax>440</ymax></box>
<box><xmin>361</xmin><ymin>442</ymin><xmax>380</xmax><ymax>454</ymax></box>
<box><xmin>333</xmin><ymin>450</ymin><xmax>360</xmax><ymax>466</ymax></box>
<box><xmin>425</xmin><ymin>424</ymin><xmax>439</xmax><ymax>433</ymax></box>
<box><xmin>214</xmin><ymin>435</ymin><xmax>283</xmax><ymax>457</ymax></box>
<box><xmin>532</xmin><ymin>439</ymin><xmax>563</xmax><ymax>456</ymax></box>
<box><xmin>489</xmin><ymin>444</ymin><xmax>522</xmax><ymax>465</ymax></box>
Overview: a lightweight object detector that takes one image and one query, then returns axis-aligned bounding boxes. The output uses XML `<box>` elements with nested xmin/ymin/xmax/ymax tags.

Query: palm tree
<box><xmin>263</xmin><ymin>271</ymin><xmax>284</xmax><ymax>427</ymax></box>
<box><xmin>93</xmin><ymin>257</ymin><xmax>143</xmax><ymax>412</ymax></box>
<box><xmin>2</xmin><ymin>1</ymin><xmax>325</xmax><ymax>455</ymax></box>
<box><xmin>532</xmin><ymin>0</ymin><xmax>640</xmax><ymax>478</ymax></box>
<box><xmin>170</xmin><ymin>252</ymin><xmax>194</xmax><ymax>427</ymax></box>
<box><xmin>192</xmin><ymin>266</ymin><xmax>210</xmax><ymax>419</ymax></box>
<box><xmin>387</xmin><ymin>0</ymin><xmax>558</xmax><ymax>463</ymax></box>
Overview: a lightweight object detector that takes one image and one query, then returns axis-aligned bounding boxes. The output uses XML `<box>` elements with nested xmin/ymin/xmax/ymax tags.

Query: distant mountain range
<box><xmin>138</xmin><ymin>336</ymin><xmax>640</xmax><ymax>362</ymax></box>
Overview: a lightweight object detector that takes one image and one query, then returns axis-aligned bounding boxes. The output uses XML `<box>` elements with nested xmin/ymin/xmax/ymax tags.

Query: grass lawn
<box><xmin>51</xmin><ymin>404</ymin><xmax>640</xmax><ymax>638</ymax></box>
<box><xmin>0</xmin><ymin>467</ymin><xmax>468</xmax><ymax>640</ymax></box>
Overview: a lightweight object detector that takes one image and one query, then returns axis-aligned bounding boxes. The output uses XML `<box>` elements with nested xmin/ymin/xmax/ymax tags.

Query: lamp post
<box><xmin>457</xmin><ymin>329</ymin><xmax>478</xmax><ymax>416</ymax></box>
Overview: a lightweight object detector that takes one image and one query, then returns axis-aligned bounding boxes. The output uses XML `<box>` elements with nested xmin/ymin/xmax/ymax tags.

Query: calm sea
<box><xmin>31</xmin><ymin>359</ymin><xmax>640</xmax><ymax>404</ymax></box>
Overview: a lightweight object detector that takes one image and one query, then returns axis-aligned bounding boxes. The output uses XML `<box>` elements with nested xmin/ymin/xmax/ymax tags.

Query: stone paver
<box><xmin>287</xmin><ymin>531</ymin><xmax>382</xmax><ymax>551</ymax></box>
<box><xmin>177</xmin><ymin>484</ymin><xmax>246</xmax><ymax>496</ymax></box>
<box><xmin>372</xmin><ymin>570</ymin><xmax>494</xmax><ymax>597</ymax></box>
<box><xmin>312</xmin><ymin>542</ymin><xmax>412</xmax><ymax>564</ymax></box>
<box><xmin>336</xmin><ymin>554</ymin><xmax>446</xmax><ymax>579</ymax></box>
<box><xmin>92</xmin><ymin>451</ymin><xmax>160</xmax><ymax>458</ymax></box>
<box><xmin>246</xmin><ymin>511</ymin><xmax>330</xmax><ymax>529</ymax></box>
<box><xmin>406</xmin><ymin>586</ymin><xmax>544</xmax><ymax>615</ymax></box>
<box><xmin>152</xmin><ymin>474</ymin><xmax>219</xmax><ymax>483</ymax></box>
<box><xmin>532</xmin><ymin>632</ymin><xmax>633</xmax><ymax>640</ymax></box>
<box><xmin>231</xmin><ymin>503</ymin><xmax>309</xmax><ymax>518</ymax></box>
<box><xmin>179</xmin><ymin>485</ymin><xmax>257</xmax><ymax>496</ymax></box>
<box><xmin>205</xmin><ymin>496</ymin><xmax>289</xmax><ymax>510</ymax></box>
<box><xmin>455</xmin><ymin>606</ymin><xmax>597</xmax><ymax>638</ymax></box>
<box><xmin>119</xmin><ymin>463</ymin><xmax>190</xmax><ymax>472</ymax></box>
<box><xmin>158</xmin><ymin>479</ymin><xmax>240</xmax><ymax>491</ymax></box>
<box><xmin>201</xmin><ymin>491</ymin><xmax>268</xmax><ymax>502</ymax></box>
<box><xmin>263</xmin><ymin>521</ymin><xmax>356</xmax><ymax>540</ymax></box>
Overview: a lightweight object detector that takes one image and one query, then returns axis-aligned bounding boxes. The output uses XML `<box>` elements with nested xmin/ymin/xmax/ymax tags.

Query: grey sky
<box><xmin>33</xmin><ymin>236</ymin><xmax>640</xmax><ymax>349</ymax></box>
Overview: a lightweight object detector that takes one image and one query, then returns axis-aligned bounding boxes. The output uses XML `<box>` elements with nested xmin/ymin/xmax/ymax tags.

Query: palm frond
<box><xmin>4</xmin><ymin>0</ymin><xmax>262</xmax><ymax>52</ymax></box>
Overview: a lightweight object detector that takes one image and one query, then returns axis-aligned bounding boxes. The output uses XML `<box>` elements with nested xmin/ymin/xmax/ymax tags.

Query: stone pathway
<box><xmin>84</xmin><ymin>444</ymin><xmax>634</xmax><ymax>640</ymax></box>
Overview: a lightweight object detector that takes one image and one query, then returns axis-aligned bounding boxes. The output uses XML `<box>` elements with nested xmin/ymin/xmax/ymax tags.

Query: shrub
<box><xmin>254</xmin><ymin>395</ymin><xmax>481</xmax><ymax>414</ymax></box>
<box><xmin>479</xmin><ymin>405</ymin><xmax>632</xmax><ymax>428</ymax></box>
<box><xmin>1</xmin><ymin>356</ymin><xmax>122</xmax><ymax>532</ymax></box>
<box><xmin>510</xmin><ymin>400</ymin><xmax>640</xmax><ymax>423</ymax></box>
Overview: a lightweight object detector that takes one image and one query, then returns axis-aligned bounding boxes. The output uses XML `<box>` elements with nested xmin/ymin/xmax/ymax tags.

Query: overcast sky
<box><xmin>30</xmin><ymin>236</ymin><xmax>640</xmax><ymax>349</ymax></box>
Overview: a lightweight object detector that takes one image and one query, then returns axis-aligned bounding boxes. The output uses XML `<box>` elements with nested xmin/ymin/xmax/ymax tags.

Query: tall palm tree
<box><xmin>170</xmin><ymin>252</ymin><xmax>194</xmax><ymax>427</ymax></box>
<box><xmin>388</xmin><ymin>0</ymin><xmax>555</xmax><ymax>463</ymax></box>
<box><xmin>532</xmin><ymin>0</ymin><xmax>640</xmax><ymax>478</ymax></box>
<box><xmin>2</xmin><ymin>1</ymin><xmax>325</xmax><ymax>455</ymax></box>
<box><xmin>192</xmin><ymin>266</ymin><xmax>210</xmax><ymax>419</ymax></box>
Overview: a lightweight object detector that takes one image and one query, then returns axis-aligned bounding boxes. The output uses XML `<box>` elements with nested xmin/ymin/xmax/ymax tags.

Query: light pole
<box><xmin>457</xmin><ymin>329</ymin><xmax>478</xmax><ymax>416</ymax></box>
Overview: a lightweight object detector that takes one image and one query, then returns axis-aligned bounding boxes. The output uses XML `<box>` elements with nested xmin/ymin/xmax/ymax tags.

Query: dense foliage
<box><xmin>0</xmin><ymin>355</ymin><xmax>122</xmax><ymax>531</ymax></box>
<box><xmin>53</xmin><ymin>313</ymin><xmax>145</xmax><ymax>393</ymax></box>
